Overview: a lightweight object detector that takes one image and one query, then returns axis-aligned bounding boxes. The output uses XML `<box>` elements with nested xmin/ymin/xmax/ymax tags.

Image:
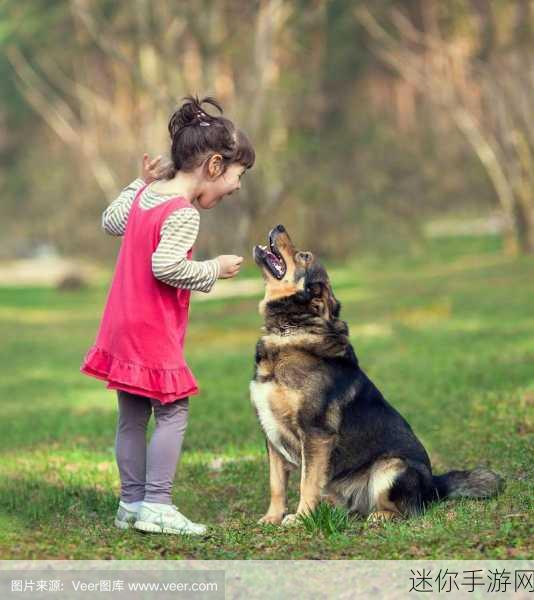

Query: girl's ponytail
<box><xmin>164</xmin><ymin>95</ymin><xmax>255</xmax><ymax>178</ymax></box>
<box><xmin>168</xmin><ymin>96</ymin><xmax>223</xmax><ymax>138</ymax></box>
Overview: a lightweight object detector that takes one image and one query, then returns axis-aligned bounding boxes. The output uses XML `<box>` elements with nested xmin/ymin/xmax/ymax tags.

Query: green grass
<box><xmin>298</xmin><ymin>503</ymin><xmax>351</xmax><ymax>537</ymax></box>
<box><xmin>0</xmin><ymin>235</ymin><xmax>532</xmax><ymax>559</ymax></box>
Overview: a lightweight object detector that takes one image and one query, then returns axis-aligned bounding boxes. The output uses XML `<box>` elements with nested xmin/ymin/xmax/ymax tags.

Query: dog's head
<box><xmin>253</xmin><ymin>225</ymin><xmax>340</xmax><ymax>320</ymax></box>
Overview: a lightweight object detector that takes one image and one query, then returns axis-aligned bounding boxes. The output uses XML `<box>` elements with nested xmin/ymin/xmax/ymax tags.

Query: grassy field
<box><xmin>0</xmin><ymin>236</ymin><xmax>532</xmax><ymax>559</ymax></box>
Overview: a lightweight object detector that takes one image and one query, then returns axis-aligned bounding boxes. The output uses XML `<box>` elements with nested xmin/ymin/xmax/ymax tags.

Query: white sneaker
<box><xmin>134</xmin><ymin>501</ymin><xmax>207</xmax><ymax>535</ymax></box>
<box><xmin>114</xmin><ymin>500</ymin><xmax>142</xmax><ymax>530</ymax></box>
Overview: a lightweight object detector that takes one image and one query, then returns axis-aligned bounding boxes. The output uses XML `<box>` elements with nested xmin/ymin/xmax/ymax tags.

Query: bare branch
<box><xmin>6</xmin><ymin>46</ymin><xmax>79</xmax><ymax>145</ymax></box>
<box><xmin>6</xmin><ymin>46</ymin><xmax>119</xmax><ymax>198</ymax></box>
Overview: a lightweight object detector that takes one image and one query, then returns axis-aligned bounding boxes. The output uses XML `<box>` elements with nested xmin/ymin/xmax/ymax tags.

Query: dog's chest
<box><xmin>249</xmin><ymin>380</ymin><xmax>299</xmax><ymax>465</ymax></box>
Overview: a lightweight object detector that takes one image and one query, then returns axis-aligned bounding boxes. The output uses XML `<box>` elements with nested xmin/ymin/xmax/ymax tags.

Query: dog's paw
<box><xmin>258</xmin><ymin>513</ymin><xmax>284</xmax><ymax>525</ymax></box>
<box><xmin>281</xmin><ymin>513</ymin><xmax>299</xmax><ymax>527</ymax></box>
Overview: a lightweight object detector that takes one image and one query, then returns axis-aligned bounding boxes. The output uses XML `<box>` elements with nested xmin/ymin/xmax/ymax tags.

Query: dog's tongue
<box><xmin>265</xmin><ymin>252</ymin><xmax>285</xmax><ymax>277</ymax></box>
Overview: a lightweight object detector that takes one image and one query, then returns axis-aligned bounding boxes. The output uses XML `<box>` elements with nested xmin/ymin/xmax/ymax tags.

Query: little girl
<box><xmin>80</xmin><ymin>96</ymin><xmax>255</xmax><ymax>535</ymax></box>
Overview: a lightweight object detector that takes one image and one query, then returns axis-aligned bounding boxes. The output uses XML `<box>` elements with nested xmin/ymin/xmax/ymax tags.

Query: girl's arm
<box><xmin>152</xmin><ymin>207</ymin><xmax>221</xmax><ymax>292</ymax></box>
<box><xmin>102</xmin><ymin>178</ymin><xmax>145</xmax><ymax>236</ymax></box>
<box><xmin>102</xmin><ymin>155</ymin><xmax>163</xmax><ymax>236</ymax></box>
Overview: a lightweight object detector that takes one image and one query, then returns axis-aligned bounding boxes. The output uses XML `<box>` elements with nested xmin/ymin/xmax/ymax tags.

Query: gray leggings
<box><xmin>115</xmin><ymin>390</ymin><xmax>189</xmax><ymax>505</ymax></box>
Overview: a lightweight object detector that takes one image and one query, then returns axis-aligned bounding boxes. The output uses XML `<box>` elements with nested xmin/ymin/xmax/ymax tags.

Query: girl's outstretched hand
<box><xmin>141</xmin><ymin>153</ymin><xmax>167</xmax><ymax>183</ymax></box>
<box><xmin>217</xmin><ymin>255</ymin><xmax>244</xmax><ymax>279</ymax></box>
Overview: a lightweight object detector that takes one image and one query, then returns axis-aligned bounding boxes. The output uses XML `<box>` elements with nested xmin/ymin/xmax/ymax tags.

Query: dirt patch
<box><xmin>0</xmin><ymin>258</ymin><xmax>104</xmax><ymax>288</ymax></box>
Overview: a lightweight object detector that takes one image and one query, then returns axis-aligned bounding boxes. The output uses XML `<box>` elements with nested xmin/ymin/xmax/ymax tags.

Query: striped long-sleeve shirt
<box><xmin>102</xmin><ymin>178</ymin><xmax>220</xmax><ymax>293</ymax></box>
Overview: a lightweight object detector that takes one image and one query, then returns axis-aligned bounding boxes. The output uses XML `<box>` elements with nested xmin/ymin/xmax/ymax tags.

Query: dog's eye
<box><xmin>297</xmin><ymin>251</ymin><xmax>312</xmax><ymax>263</ymax></box>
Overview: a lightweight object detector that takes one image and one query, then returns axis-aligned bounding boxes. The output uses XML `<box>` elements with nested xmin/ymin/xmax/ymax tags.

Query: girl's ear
<box><xmin>207</xmin><ymin>154</ymin><xmax>223</xmax><ymax>178</ymax></box>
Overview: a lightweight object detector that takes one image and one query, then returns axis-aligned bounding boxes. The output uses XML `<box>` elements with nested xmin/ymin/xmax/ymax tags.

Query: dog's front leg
<box><xmin>282</xmin><ymin>433</ymin><xmax>334</xmax><ymax>526</ymax></box>
<box><xmin>258</xmin><ymin>440</ymin><xmax>291</xmax><ymax>524</ymax></box>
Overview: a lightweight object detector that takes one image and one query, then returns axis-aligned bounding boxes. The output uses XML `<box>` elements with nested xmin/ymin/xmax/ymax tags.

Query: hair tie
<box><xmin>195</xmin><ymin>110</ymin><xmax>211</xmax><ymax>127</ymax></box>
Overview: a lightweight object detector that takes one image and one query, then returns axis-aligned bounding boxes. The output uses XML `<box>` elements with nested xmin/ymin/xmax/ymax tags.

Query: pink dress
<box><xmin>80</xmin><ymin>183</ymin><xmax>199</xmax><ymax>404</ymax></box>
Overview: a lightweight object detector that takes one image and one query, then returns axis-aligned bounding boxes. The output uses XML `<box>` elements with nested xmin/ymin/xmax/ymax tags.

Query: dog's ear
<box><xmin>307</xmin><ymin>282</ymin><xmax>323</xmax><ymax>298</ymax></box>
<box><xmin>307</xmin><ymin>281</ymin><xmax>340</xmax><ymax>320</ymax></box>
<box><xmin>330</xmin><ymin>294</ymin><xmax>341</xmax><ymax>319</ymax></box>
<box><xmin>324</xmin><ymin>284</ymin><xmax>341</xmax><ymax>320</ymax></box>
<box><xmin>310</xmin><ymin>297</ymin><xmax>325</xmax><ymax>315</ymax></box>
<box><xmin>307</xmin><ymin>282</ymin><xmax>326</xmax><ymax>316</ymax></box>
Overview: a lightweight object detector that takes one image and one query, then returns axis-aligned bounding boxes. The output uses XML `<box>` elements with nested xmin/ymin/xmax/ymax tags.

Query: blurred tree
<box><xmin>1</xmin><ymin>0</ymin><xmax>531</xmax><ymax>262</ymax></box>
<box><xmin>2</xmin><ymin>0</ymin><xmax>302</xmax><ymax>258</ymax></box>
<box><xmin>358</xmin><ymin>0</ymin><xmax>534</xmax><ymax>254</ymax></box>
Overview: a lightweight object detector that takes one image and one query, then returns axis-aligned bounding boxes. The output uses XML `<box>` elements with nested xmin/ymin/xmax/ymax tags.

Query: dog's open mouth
<box><xmin>254</xmin><ymin>228</ymin><xmax>287</xmax><ymax>280</ymax></box>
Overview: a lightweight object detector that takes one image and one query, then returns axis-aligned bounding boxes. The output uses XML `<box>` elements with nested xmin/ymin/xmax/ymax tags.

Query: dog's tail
<box><xmin>432</xmin><ymin>466</ymin><xmax>504</xmax><ymax>501</ymax></box>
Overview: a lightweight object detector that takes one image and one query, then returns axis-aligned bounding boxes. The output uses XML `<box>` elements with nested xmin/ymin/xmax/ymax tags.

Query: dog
<box><xmin>250</xmin><ymin>225</ymin><xmax>503</xmax><ymax>526</ymax></box>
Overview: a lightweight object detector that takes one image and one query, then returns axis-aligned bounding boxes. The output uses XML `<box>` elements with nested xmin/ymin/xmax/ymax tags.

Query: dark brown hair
<box><xmin>164</xmin><ymin>95</ymin><xmax>255</xmax><ymax>179</ymax></box>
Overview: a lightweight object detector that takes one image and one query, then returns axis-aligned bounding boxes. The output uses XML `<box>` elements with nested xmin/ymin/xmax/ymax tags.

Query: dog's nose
<box><xmin>275</xmin><ymin>224</ymin><xmax>285</xmax><ymax>232</ymax></box>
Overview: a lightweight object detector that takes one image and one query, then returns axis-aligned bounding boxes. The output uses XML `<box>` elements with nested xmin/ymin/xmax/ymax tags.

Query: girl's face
<box><xmin>197</xmin><ymin>162</ymin><xmax>246</xmax><ymax>209</ymax></box>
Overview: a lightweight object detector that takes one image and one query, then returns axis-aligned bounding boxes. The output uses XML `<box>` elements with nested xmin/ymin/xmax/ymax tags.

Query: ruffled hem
<box><xmin>80</xmin><ymin>346</ymin><xmax>199</xmax><ymax>404</ymax></box>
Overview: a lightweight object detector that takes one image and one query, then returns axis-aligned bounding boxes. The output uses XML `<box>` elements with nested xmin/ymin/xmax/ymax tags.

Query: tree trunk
<box><xmin>514</xmin><ymin>194</ymin><xmax>534</xmax><ymax>253</ymax></box>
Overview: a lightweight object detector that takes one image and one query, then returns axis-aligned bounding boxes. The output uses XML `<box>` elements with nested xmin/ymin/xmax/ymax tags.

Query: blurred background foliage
<box><xmin>0</xmin><ymin>0</ymin><xmax>533</xmax><ymax>264</ymax></box>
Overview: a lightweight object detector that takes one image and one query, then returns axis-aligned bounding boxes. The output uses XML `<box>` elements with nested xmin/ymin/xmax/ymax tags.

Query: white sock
<box><xmin>120</xmin><ymin>500</ymin><xmax>142</xmax><ymax>510</ymax></box>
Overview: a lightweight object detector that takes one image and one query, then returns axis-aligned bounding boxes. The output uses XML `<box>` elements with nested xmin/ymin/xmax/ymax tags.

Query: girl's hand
<box><xmin>217</xmin><ymin>255</ymin><xmax>244</xmax><ymax>279</ymax></box>
<box><xmin>141</xmin><ymin>153</ymin><xmax>165</xmax><ymax>183</ymax></box>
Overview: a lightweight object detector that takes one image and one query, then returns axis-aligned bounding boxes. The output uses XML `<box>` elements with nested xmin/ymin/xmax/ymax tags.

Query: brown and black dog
<box><xmin>251</xmin><ymin>225</ymin><xmax>503</xmax><ymax>526</ymax></box>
